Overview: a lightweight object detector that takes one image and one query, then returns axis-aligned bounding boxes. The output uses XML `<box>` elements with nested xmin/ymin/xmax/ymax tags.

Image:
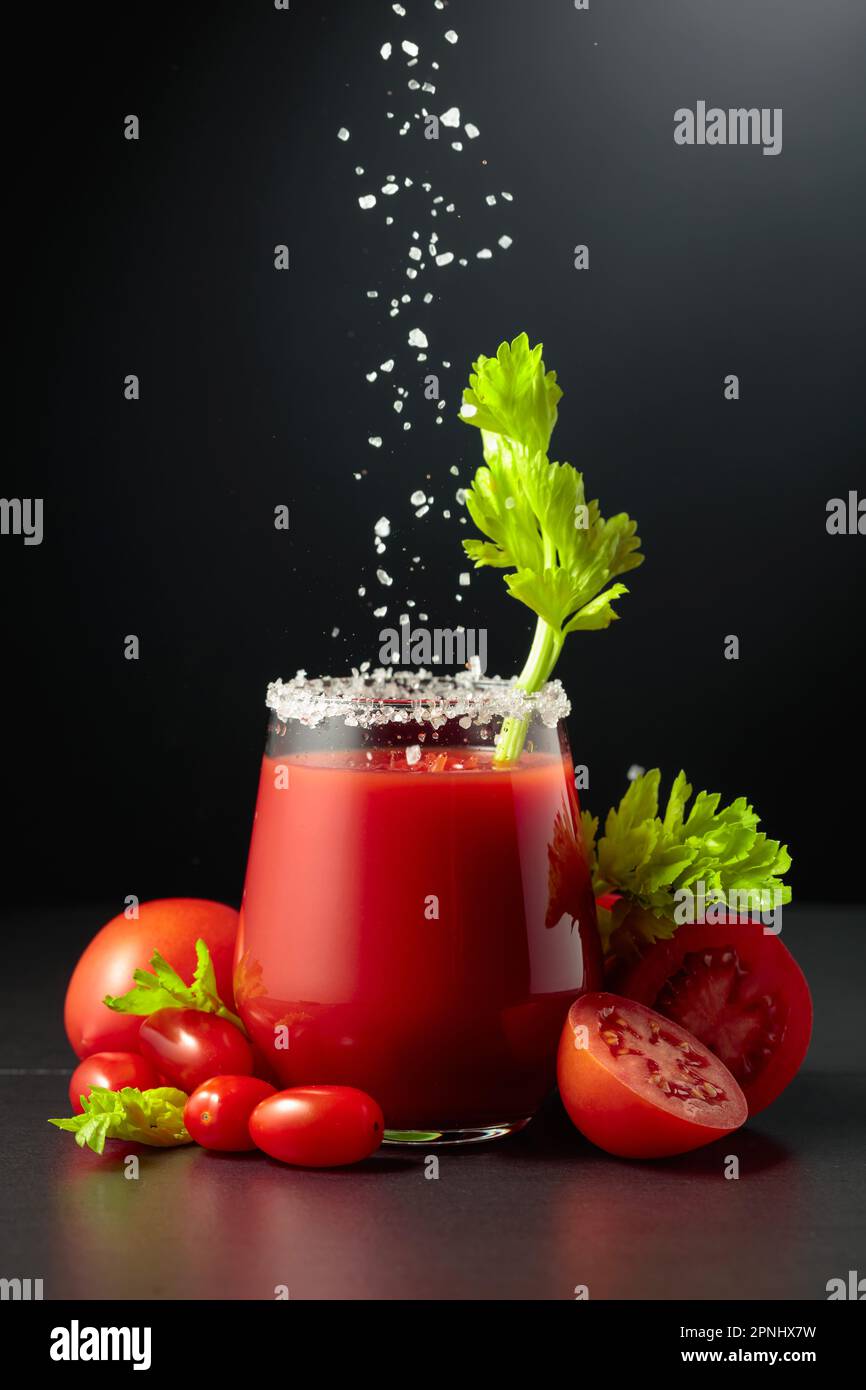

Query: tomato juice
<box><xmin>236</xmin><ymin>744</ymin><xmax>601</xmax><ymax>1137</ymax></box>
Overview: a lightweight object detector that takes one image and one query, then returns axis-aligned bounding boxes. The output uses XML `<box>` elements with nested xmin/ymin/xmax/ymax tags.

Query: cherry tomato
<box><xmin>249</xmin><ymin>1086</ymin><xmax>384</xmax><ymax>1167</ymax></box>
<box><xmin>184</xmin><ymin>1076</ymin><xmax>276</xmax><ymax>1151</ymax></box>
<box><xmin>138</xmin><ymin>1008</ymin><xmax>253</xmax><ymax>1093</ymax></box>
<box><xmin>64</xmin><ymin>899</ymin><xmax>239</xmax><ymax>1058</ymax></box>
<box><xmin>607</xmin><ymin>917</ymin><xmax>812</xmax><ymax>1115</ymax></box>
<box><xmin>557</xmin><ymin>992</ymin><xmax>747</xmax><ymax>1159</ymax></box>
<box><xmin>68</xmin><ymin>1052</ymin><xmax>161</xmax><ymax>1114</ymax></box>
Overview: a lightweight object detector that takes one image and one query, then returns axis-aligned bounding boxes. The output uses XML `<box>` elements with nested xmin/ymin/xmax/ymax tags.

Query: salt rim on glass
<box><xmin>265</xmin><ymin>670</ymin><xmax>571</xmax><ymax>731</ymax></box>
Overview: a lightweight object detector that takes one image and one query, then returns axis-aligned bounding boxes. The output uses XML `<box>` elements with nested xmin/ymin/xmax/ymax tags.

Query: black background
<box><xmin>5</xmin><ymin>0</ymin><xmax>865</xmax><ymax>912</ymax></box>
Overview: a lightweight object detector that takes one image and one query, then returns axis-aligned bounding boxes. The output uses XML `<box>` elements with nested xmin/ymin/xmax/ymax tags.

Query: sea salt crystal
<box><xmin>465</xmin><ymin>124</ymin><xmax>480</xmax><ymax>139</ymax></box>
<box><xmin>452</xmin><ymin>142</ymin><xmax>463</xmax><ymax>152</ymax></box>
<box><xmin>446</xmin><ymin>203</ymin><xmax>455</xmax><ymax>213</ymax></box>
<box><xmin>331</xmin><ymin>627</ymin><xmax>340</xmax><ymax>638</ymax></box>
<box><xmin>445</xmin><ymin>29</ymin><xmax>458</xmax><ymax>44</ymax></box>
<box><xmin>498</xmin><ymin>235</ymin><xmax>513</xmax><ymax>249</ymax></box>
<box><xmin>393</xmin><ymin>3</ymin><xmax>406</xmax><ymax>14</ymax></box>
<box><xmin>408</xmin><ymin>327</ymin><xmax>428</xmax><ymax>349</ymax></box>
<box><xmin>359</xmin><ymin>195</ymin><xmax>377</xmax><ymax>210</ymax></box>
<box><xmin>382</xmin><ymin>182</ymin><xmax>399</xmax><ymax>196</ymax></box>
<box><xmin>456</xmin><ymin>488</ymin><xmax>467</xmax><ymax>504</ymax></box>
<box><xmin>381</xmin><ymin>359</ymin><xmax>395</xmax><ymax>372</ymax></box>
<box><xmin>424</xmin><ymin>292</ymin><xmax>433</xmax><ymax>303</ymax></box>
<box><xmin>627</xmin><ymin>764</ymin><xmax>646</xmax><ymax>781</ymax></box>
<box><xmin>502</xmin><ymin>191</ymin><xmax>514</xmax><ymax>201</ymax></box>
<box><xmin>375</xmin><ymin>517</ymin><xmax>391</xmax><ymax>538</ymax></box>
<box><xmin>459</xmin><ymin>258</ymin><xmax>468</xmax><ymax>266</ymax></box>
<box><xmin>409</xmin><ymin>80</ymin><xmax>420</xmax><ymax>91</ymax></box>
<box><xmin>436</xmin><ymin>252</ymin><xmax>454</xmax><ymax>267</ymax></box>
<box><xmin>410</xmin><ymin>490</ymin><xmax>427</xmax><ymax>506</ymax></box>
<box><xmin>441</xmin><ymin>107</ymin><xmax>460</xmax><ymax>128</ymax></box>
<box><xmin>403</xmin><ymin>421</ymin><xmax>412</xmax><ymax>430</ymax></box>
<box><xmin>374</xmin><ymin>606</ymin><xmax>387</xmax><ymax>618</ymax></box>
<box><xmin>399</xmin><ymin>122</ymin><xmax>410</xmax><ymax>135</ymax></box>
<box><xmin>477</xmin><ymin>248</ymin><xmax>493</xmax><ymax>260</ymax></box>
<box><xmin>406</xmin><ymin>745</ymin><xmax>422</xmax><ymax>766</ymax></box>
<box><xmin>401</xmin><ymin>40</ymin><xmax>419</xmax><ymax>57</ymax></box>
<box><xmin>422</xmin><ymin>82</ymin><xmax>436</xmax><ymax>94</ymax></box>
<box><xmin>377</xmin><ymin>569</ymin><xmax>393</xmax><ymax>587</ymax></box>
<box><xmin>338</xmin><ymin>128</ymin><xmax>350</xmax><ymax>141</ymax></box>
<box><xmin>366</xmin><ymin>290</ymin><xmax>378</xmax><ymax>299</ymax></box>
<box><xmin>416</xmin><ymin>505</ymin><xmax>430</xmax><ymax>517</ymax></box>
<box><xmin>401</xmin><ymin>294</ymin><xmax>411</xmax><ymax>303</ymax></box>
<box><xmin>406</xmin><ymin>268</ymin><xmax>418</xmax><ymax>279</ymax></box>
<box><xmin>459</xmin><ymin>572</ymin><xmax>470</xmax><ymax>586</ymax></box>
<box><xmin>355</xmin><ymin>166</ymin><xmax>364</xmax><ymax>175</ymax></box>
<box><xmin>486</xmin><ymin>195</ymin><xmax>497</xmax><ymax>206</ymax></box>
<box><xmin>358</xmin><ymin>586</ymin><xmax>366</xmax><ymax>597</ymax></box>
<box><xmin>408</xmin><ymin>247</ymin><xmax>422</xmax><ymax>262</ymax></box>
<box><xmin>380</xmin><ymin>42</ymin><xmax>392</xmax><ymax>60</ymax></box>
<box><xmin>386</xmin><ymin>217</ymin><xmax>394</xmax><ymax>225</ymax></box>
<box><xmin>394</xmin><ymin>400</ymin><xmax>403</xmax><ymax>414</ymax></box>
<box><xmin>461</xmin><ymin>403</ymin><xmax>478</xmax><ymax>418</ymax></box>
<box><xmin>450</xmin><ymin>466</ymin><xmax>460</xmax><ymax>475</ymax></box>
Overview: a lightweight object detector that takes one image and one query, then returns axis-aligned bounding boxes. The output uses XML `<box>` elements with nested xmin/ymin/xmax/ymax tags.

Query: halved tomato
<box><xmin>608</xmin><ymin>918</ymin><xmax>812</xmax><ymax>1116</ymax></box>
<box><xmin>557</xmin><ymin>993</ymin><xmax>747</xmax><ymax>1159</ymax></box>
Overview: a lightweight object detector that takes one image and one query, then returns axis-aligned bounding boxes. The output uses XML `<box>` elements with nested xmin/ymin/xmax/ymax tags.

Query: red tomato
<box><xmin>608</xmin><ymin>919</ymin><xmax>812</xmax><ymax>1115</ymax></box>
<box><xmin>184</xmin><ymin>1076</ymin><xmax>276</xmax><ymax>1151</ymax></box>
<box><xmin>64</xmin><ymin>899</ymin><xmax>239</xmax><ymax>1059</ymax></box>
<box><xmin>68</xmin><ymin>1052</ymin><xmax>161</xmax><ymax>1114</ymax></box>
<box><xmin>557</xmin><ymin>993</ymin><xmax>747</xmax><ymax>1159</ymax></box>
<box><xmin>249</xmin><ymin>1086</ymin><xmax>384</xmax><ymax>1167</ymax></box>
<box><xmin>138</xmin><ymin>1008</ymin><xmax>253</xmax><ymax>1093</ymax></box>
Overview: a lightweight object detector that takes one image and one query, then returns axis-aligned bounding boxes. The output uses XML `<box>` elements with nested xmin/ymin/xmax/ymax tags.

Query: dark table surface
<box><xmin>2</xmin><ymin>904</ymin><xmax>864</xmax><ymax>1301</ymax></box>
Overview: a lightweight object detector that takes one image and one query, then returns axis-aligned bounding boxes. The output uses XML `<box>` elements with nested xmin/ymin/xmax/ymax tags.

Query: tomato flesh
<box><xmin>184</xmin><ymin>1075</ymin><xmax>276</xmax><ymax>1151</ymax></box>
<box><xmin>249</xmin><ymin>1086</ymin><xmax>384</xmax><ymax>1167</ymax></box>
<box><xmin>609</xmin><ymin>920</ymin><xmax>812</xmax><ymax>1115</ymax></box>
<box><xmin>557</xmin><ymin>992</ymin><xmax>747</xmax><ymax>1159</ymax></box>
<box><xmin>138</xmin><ymin>1008</ymin><xmax>253</xmax><ymax>1094</ymax></box>
<box><xmin>68</xmin><ymin>1052</ymin><xmax>161</xmax><ymax>1114</ymax></box>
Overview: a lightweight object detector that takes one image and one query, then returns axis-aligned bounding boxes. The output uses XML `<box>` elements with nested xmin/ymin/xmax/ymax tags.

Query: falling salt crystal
<box><xmin>403</xmin><ymin>422</ymin><xmax>412</xmax><ymax>430</ymax></box>
<box><xmin>366</xmin><ymin>290</ymin><xmax>378</xmax><ymax>298</ymax></box>
<box><xmin>498</xmin><ymin>235</ymin><xmax>513</xmax><ymax>249</ymax></box>
<box><xmin>355</xmin><ymin>166</ymin><xmax>364</xmax><ymax>175</ymax></box>
<box><xmin>392</xmin><ymin>3</ymin><xmax>406</xmax><ymax>14</ymax></box>
<box><xmin>408</xmin><ymin>328</ymin><xmax>428</xmax><ymax>349</ymax></box>
<box><xmin>359</xmin><ymin>195</ymin><xmax>377</xmax><ymax>210</ymax></box>
<box><xmin>446</xmin><ymin>203</ymin><xmax>455</xmax><ymax>213</ymax></box>
<box><xmin>416</xmin><ymin>505</ymin><xmax>430</xmax><ymax>517</ymax></box>
<box><xmin>406</xmin><ymin>745</ymin><xmax>422</xmax><ymax>766</ymax></box>
<box><xmin>399</xmin><ymin>123</ymin><xmax>410</xmax><ymax>135</ymax></box>
<box><xmin>456</xmin><ymin>488</ymin><xmax>467</xmax><ymax>504</ymax></box>
<box><xmin>410</xmin><ymin>490</ymin><xmax>427</xmax><ymax>506</ymax></box>
<box><xmin>374</xmin><ymin>607</ymin><xmax>387</xmax><ymax>619</ymax></box>
<box><xmin>445</xmin><ymin>30</ymin><xmax>458</xmax><ymax>44</ymax></box>
<box><xmin>502</xmin><ymin>191</ymin><xmax>514</xmax><ymax>201</ymax></box>
<box><xmin>452</xmin><ymin>142</ymin><xmax>463</xmax><ymax>152</ymax></box>
<box><xmin>374</xmin><ymin>517</ymin><xmax>391</xmax><ymax>538</ymax></box>
<box><xmin>358</xmin><ymin>586</ymin><xmax>366</xmax><ymax>597</ymax></box>
<box><xmin>399</xmin><ymin>613</ymin><xmax>409</xmax><ymax>625</ymax></box>
<box><xmin>337</xmin><ymin>128</ymin><xmax>350</xmax><ymax>142</ymax></box>
<box><xmin>331</xmin><ymin>627</ymin><xmax>340</xmax><ymax>638</ymax></box>
<box><xmin>465</xmin><ymin>124</ymin><xmax>480</xmax><ymax>139</ymax></box>
<box><xmin>459</xmin><ymin>257</ymin><xmax>468</xmax><ymax>266</ymax></box>
<box><xmin>375</xmin><ymin>539</ymin><xmax>386</xmax><ymax>555</ymax></box>
<box><xmin>402</xmin><ymin>40</ymin><xmax>419</xmax><ymax>57</ymax></box>
<box><xmin>393</xmin><ymin>400</ymin><xmax>403</xmax><ymax>414</ymax></box>
<box><xmin>366</xmin><ymin>372</ymin><xmax>377</xmax><ymax>382</ymax></box>
<box><xmin>450</xmin><ymin>465</ymin><xmax>460</xmax><ymax>475</ymax></box>
<box><xmin>441</xmin><ymin>107</ymin><xmax>461</xmax><ymax>128</ymax></box>
<box><xmin>404</xmin><ymin>177</ymin><xmax>413</xmax><ymax>187</ymax></box>
<box><xmin>368</xmin><ymin>436</ymin><xmax>383</xmax><ymax>449</ymax></box>
<box><xmin>381</xmin><ymin>359</ymin><xmax>394</xmax><ymax>372</ymax></box>
<box><xmin>382</xmin><ymin>183</ymin><xmax>399</xmax><ymax>196</ymax></box>
<box><xmin>409</xmin><ymin>247</ymin><xmax>422</xmax><ymax>261</ymax></box>
<box><xmin>422</xmin><ymin>82</ymin><xmax>436</xmax><ymax>94</ymax></box>
<box><xmin>505</xmin><ymin>497</ymin><xmax>516</xmax><ymax>510</ymax></box>
<box><xmin>627</xmin><ymin>764</ymin><xmax>646</xmax><ymax>782</ymax></box>
<box><xmin>380</xmin><ymin>42</ymin><xmax>392</xmax><ymax>60</ymax></box>
<box><xmin>401</xmin><ymin>294</ymin><xmax>411</xmax><ymax>303</ymax></box>
<box><xmin>386</xmin><ymin>217</ymin><xmax>394</xmax><ymax>225</ymax></box>
<box><xmin>442</xmin><ymin>508</ymin><xmax>450</xmax><ymax>518</ymax></box>
<box><xmin>424</xmin><ymin>292</ymin><xmax>433</xmax><ymax>303</ymax></box>
<box><xmin>377</xmin><ymin>569</ymin><xmax>393</xmax><ymax>587</ymax></box>
<box><xmin>477</xmin><ymin>248</ymin><xmax>493</xmax><ymax>260</ymax></box>
<box><xmin>406</xmin><ymin>268</ymin><xmax>418</xmax><ymax>279</ymax></box>
<box><xmin>408</xmin><ymin>80</ymin><xmax>420</xmax><ymax>91</ymax></box>
<box><xmin>436</xmin><ymin>252</ymin><xmax>454</xmax><ymax>267</ymax></box>
<box><xmin>461</xmin><ymin>403</ymin><xmax>478</xmax><ymax>418</ymax></box>
<box><xmin>486</xmin><ymin>195</ymin><xmax>497</xmax><ymax>206</ymax></box>
<box><xmin>459</xmin><ymin>572</ymin><xmax>470</xmax><ymax>586</ymax></box>
<box><xmin>353</xmin><ymin>472</ymin><xmax>363</xmax><ymax>480</ymax></box>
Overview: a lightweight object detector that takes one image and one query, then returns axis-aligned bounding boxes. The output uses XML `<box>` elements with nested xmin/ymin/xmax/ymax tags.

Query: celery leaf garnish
<box><xmin>104</xmin><ymin>937</ymin><xmax>245</xmax><ymax>1033</ymax></box>
<box><xmin>49</xmin><ymin>1087</ymin><xmax>192</xmax><ymax>1154</ymax></box>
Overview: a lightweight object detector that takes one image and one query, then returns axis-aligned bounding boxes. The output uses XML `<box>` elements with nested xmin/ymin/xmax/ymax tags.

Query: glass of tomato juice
<box><xmin>235</xmin><ymin>673</ymin><xmax>601</xmax><ymax>1144</ymax></box>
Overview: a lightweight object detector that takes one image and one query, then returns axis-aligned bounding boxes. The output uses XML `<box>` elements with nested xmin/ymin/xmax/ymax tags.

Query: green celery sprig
<box><xmin>49</xmin><ymin>1087</ymin><xmax>192</xmax><ymax>1155</ymax></box>
<box><xmin>582</xmin><ymin>769</ymin><xmax>793</xmax><ymax>955</ymax></box>
<box><xmin>103</xmin><ymin>938</ymin><xmax>246</xmax><ymax>1034</ymax></box>
<box><xmin>459</xmin><ymin>334</ymin><xmax>643</xmax><ymax>762</ymax></box>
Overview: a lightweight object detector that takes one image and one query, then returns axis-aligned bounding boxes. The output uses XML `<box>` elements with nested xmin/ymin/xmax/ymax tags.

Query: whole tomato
<box><xmin>184</xmin><ymin>1076</ymin><xmax>276</xmax><ymax>1151</ymax></box>
<box><xmin>68</xmin><ymin>1052</ymin><xmax>161</xmax><ymax>1114</ymax></box>
<box><xmin>64</xmin><ymin>899</ymin><xmax>239</xmax><ymax>1058</ymax></box>
<box><xmin>249</xmin><ymin>1086</ymin><xmax>384</xmax><ymax>1167</ymax></box>
<box><xmin>138</xmin><ymin>1008</ymin><xmax>253</xmax><ymax>1093</ymax></box>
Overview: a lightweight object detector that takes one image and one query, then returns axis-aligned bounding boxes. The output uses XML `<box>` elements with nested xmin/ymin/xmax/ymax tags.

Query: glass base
<box><xmin>383</xmin><ymin>1118</ymin><xmax>532</xmax><ymax>1147</ymax></box>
